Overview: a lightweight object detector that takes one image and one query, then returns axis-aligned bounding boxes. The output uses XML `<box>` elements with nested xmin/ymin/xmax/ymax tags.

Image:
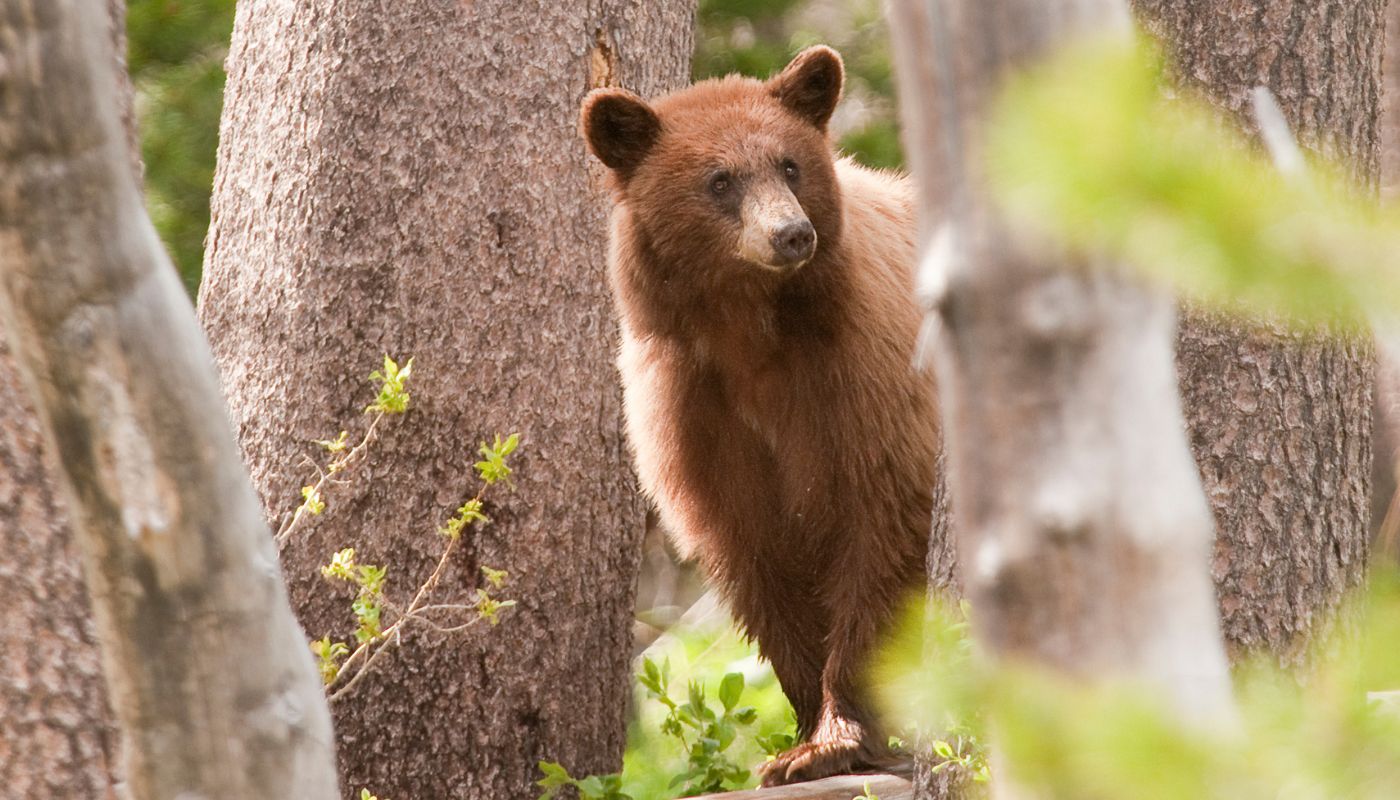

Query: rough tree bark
<box><xmin>198</xmin><ymin>2</ymin><xmax>694</xmax><ymax>796</ymax></box>
<box><xmin>1131</xmin><ymin>0</ymin><xmax>1380</xmax><ymax>667</ymax></box>
<box><xmin>0</xmin><ymin>1</ymin><xmax>132</xmax><ymax>795</ymax></box>
<box><xmin>0</xmin><ymin>342</ymin><xmax>119</xmax><ymax>798</ymax></box>
<box><xmin>0</xmin><ymin>2</ymin><xmax>339</xmax><ymax>798</ymax></box>
<box><xmin>888</xmin><ymin>0</ymin><xmax>1237</xmax><ymax>796</ymax></box>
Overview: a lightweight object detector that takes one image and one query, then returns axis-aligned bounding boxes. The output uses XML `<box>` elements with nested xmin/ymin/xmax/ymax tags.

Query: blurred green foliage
<box><xmin>620</xmin><ymin>617</ymin><xmax>795</xmax><ymax>797</ymax></box>
<box><xmin>540</xmin><ymin>644</ymin><xmax>790</xmax><ymax>799</ymax></box>
<box><xmin>537</xmin><ymin>611</ymin><xmax>796</xmax><ymax>799</ymax></box>
<box><xmin>877</xmin><ymin>572</ymin><xmax>1400</xmax><ymax>799</ymax></box>
<box><xmin>986</xmin><ymin>36</ymin><xmax>1400</xmax><ymax>328</ymax></box>
<box><xmin>695</xmin><ymin>0</ymin><xmax>904</xmax><ymax>170</ymax></box>
<box><xmin>127</xmin><ymin>0</ymin><xmax>235</xmax><ymax>296</ymax></box>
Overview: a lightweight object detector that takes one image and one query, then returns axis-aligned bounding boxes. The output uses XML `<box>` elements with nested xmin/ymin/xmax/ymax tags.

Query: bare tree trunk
<box><xmin>1132</xmin><ymin>0</ymin><xmax>1380</xmax><ymax>667</ymax></box>
<box><xmin>1384</xmin><ymin>0</ymin><xmax>1400</xmax><ymax>202</ymax></box>
<box><xmin>1369</xmin><ymin>0</ymin><xmax>1400</xmax><ymax>563</ymax></box>
<box><xmin>0</xmin><ymin>2</ymin><xmax>338</xmax><ymax>798</ymax></box>
<box><xmin>0</xmin><ymin>339</ymin><xmax>120</xmax><ymax>798</ymax></box>
<box><xmin>198</xmin><ymin>2</ymin><xmax>694</xmax><ymax>796</ymax></box>
<box><xmin>1372</xmin><ymin>334</ymin><xmax>1400</xmax><ymax>561</ymax></box>
<box><xmin>0</xmin><ymin>1</ymin><xmax>134</xmax><ymax>795</ymax></box>
<box><xmin>888</xmin><ymin>0</ymin><xmax>1237</xmax><ymax>796</ymax></box>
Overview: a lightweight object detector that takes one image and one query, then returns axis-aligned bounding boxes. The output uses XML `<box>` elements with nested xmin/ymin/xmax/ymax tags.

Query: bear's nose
<box><xmin>770</xmin><ymin>219</ymin><xmax>816</xmax><ymax>266</ymax></box>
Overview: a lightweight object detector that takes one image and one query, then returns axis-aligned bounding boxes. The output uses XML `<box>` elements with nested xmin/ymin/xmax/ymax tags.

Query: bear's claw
<box><xmin>758</xmin><ymin>719</ymin><xmax>900</xmax><ymax>787</ymax></box>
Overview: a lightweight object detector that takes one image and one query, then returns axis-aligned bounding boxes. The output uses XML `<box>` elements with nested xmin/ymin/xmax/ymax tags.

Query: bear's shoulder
<box><xmin>835</xmin><ymin>157</ymin><xmax>914</xmax><ymax>224</ymax></box>
<box><xmin>833</xmin><ymin>157</ymin><xmax>917</xmax><ymax>279</ymax></box>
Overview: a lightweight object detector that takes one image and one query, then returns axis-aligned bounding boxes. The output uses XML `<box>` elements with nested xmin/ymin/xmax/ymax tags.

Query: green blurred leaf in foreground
<box><xmin>874</xmin><ymin>571</ymin><xmax>1400</xmax><ymax>799</ymax></box>
<box><xmin>984</xmin><ymin>35</ymin><xmax>1400</xmax><ymax>329</ymax></box>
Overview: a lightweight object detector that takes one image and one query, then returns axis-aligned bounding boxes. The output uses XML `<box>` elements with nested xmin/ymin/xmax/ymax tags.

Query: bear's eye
<box><xmin>709</xmin><ymin>172</ymin><xmax>732</xmax><ymax>195</ymax></box>
<box><xmin>782</xmin><ymin>160</ymin><xmax>800</xmax><ymax>182</ymax></box>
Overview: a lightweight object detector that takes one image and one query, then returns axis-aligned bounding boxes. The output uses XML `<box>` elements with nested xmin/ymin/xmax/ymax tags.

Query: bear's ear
<box><xmin>769</xmin><ymin>46</ymin><xmax>844</xmax><ymax>131</ymax></box>
<box><xmin>581</xmin><ymin>88</ymin><xmax>662</xmax><ymax>176</ymax></box>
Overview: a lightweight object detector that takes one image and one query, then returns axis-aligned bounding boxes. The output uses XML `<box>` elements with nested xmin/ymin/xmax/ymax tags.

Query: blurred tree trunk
<box><xmin>0</xmin><ymin>1</ymin><xmax>338</xmax><ymax>798</ymax></box>
<box><xmin>1132</xmin><ymin>0</ymin><xmax>1381</xmax><ymax>667</ymax></box>
<box><xmin>1370</xmin><ymin>0</ymin><xmax>1400</xmax><ymax>563</ymax></box>
<box><xmin>0</xmin><ymin>1</ymin><xmax>131</xmax><ymax>795</ymax></box>
<box><xmin>1385</xmin><ymin>0</ymin><xmax>1400</xmax><ymax>202</ymax></box>
<box><xmin>199</xmin><ymin>1</ymin><xmax>694</xmax><ymax>796</ymax></box>
<box><xmin>1372</xmin><ymin>335</ymin><xmax>1400</xmax><ymax>561</ymax></box>
<box><xmin>889</xmin><ymin>1</ymin><xmax>1236</xmax><ymax>798</ymax></box>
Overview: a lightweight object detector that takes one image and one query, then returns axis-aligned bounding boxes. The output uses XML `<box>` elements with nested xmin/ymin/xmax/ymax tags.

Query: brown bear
<box><xmin>580</xmin><ymin>46</ymin><xmax>940</xmax><ymax>786</ymax></box>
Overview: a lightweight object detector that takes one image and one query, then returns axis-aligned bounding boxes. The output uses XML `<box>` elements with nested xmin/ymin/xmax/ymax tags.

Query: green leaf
<box><xmin>296</xmin><ymin>484</ymin><xmax>325</xmax><ymax>517</ymax></box>
<box><xmin>642</xmin><ymin>656</ymin><xmax>661</xmax><ymax>684</ymax></box>
<box><xmin>356</xmin><ymin>564</ymin><xmax>387</xmax><ymax>594</ymax></box>
<box><xmin>537</xmin><ymin>761</ymin><xmax>569</xmax><ymax>782</ymax></box>
<box><xmin>757</xmin><ymin>731</ymin><xmax>795</xmax><ymax>756</ymax></box>
<box><xmin>576</xmin><ymin>775</ymin><xmax>605</xmax><ymax>797</ymax></box>
<box><xmin>667</xmin><ymin>766</ymin><xmax>702</xmax><ymax>789</ymax></box>
<box><xmin>481</xmin><ymin>565</ymin><xmax>508</xmax><ymax>588</ymax></box>
<box><xmin>474</xmin><ymin>432</ymin><xmax>521</xmax><ymax>485</ymax></box>
<box><xmin>320</xmin><ymin>548</ymin><xmax>356</xmax><ymax>581</ymax></box>
<box><xmin>718</xmin><ymin>671</ymin><xmax>743</xmax><ymax>711</ymax></box>
<box><xmin>986</xmin><ymin>36</ymin><xmax>1400</xmax><ymax>329</ymax></box>
<box><xmin>713</xmin><ymin>719</ymin><xmax>737</xmax><ymax>751</ymax></box>
<box><xmin>365</xmin><ymin>354</ymin><xmax>413</xmax><ymax>414</ymax></box>
<box><xmin>315</xmin><ymin>430</ymin><xmax>349</xmax><ymax>453</ymax></box>
<box><xmin>535</xmin><ymin>761</ymin><xmax>576</xmax><ymax>799</ymax></box>
<box><xmin>475</xmin><ymin>589</ymin><xmax>517</xmax><ymax>626</ymax></box>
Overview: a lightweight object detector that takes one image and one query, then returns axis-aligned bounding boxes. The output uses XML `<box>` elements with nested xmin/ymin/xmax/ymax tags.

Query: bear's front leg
<box><xmin>760</xmin><ymin>515</ymin><xmax>924</xmax><ymax>786</ymax></box>
<box><xmin>757</xmin><ymin>622</ymin><xmax>899</xmax><ymax>787</ymax></box>
<box><xmin>726</xmin><ymin>566</ymin><xmax>830</xmax><ymax>738</ymax></box>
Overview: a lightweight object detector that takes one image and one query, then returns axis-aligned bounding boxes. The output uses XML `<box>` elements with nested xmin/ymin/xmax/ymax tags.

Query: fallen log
<box><xmin>691</xmin><ymin>774</ymin><xmax>913</xmax><ymax>800</ymax></box>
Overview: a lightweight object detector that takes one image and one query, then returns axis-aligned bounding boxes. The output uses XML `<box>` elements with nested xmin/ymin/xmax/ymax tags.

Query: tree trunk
<box><xmin>198</xmin><ymin>2</ymin><xmax>694</xmax><ymax>796</ymax></box>
<box><xmin>0</xmin><ymin>2</ymin><xmax>339</xmax><ymax>798</ymax></box>
<box><xmin>1369</xmin><ymin>0</ymin><xmax>1400</xmax><ymax>563</ymax></box>
<box><xmin>0</xmin><ymin>340</ymin><xmax>120</xmax><ymax>798</ymax></box>
<box><xmin>0</xmin><ymin>2</ymin><xmax>133</xmax><ymax>796</ymax></box>
<box><xmin>888</xmin><ymin>1</ymin><xmax>1236</xmax><ymax>798</ymax></box>
<box><xmin>1384</xmin><ymin>0</ymin><xmax>1400</xmax><ymax>202</ymax></box>
<box><xmin>1132</xmin><ymin>0</ymin><xmax>1380</xmax><ymax>667</ymax></box>
<box><xmin>1372</xmin><ymin>332</ymin><xmax>1400</xmax><ymax>561</ymax></box>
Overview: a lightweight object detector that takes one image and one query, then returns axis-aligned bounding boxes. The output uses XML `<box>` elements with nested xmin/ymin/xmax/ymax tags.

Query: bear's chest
<box><xmin>699</xmin><ymin>329</ymin><xmax>842</xmax><ymax>472</ymax></box>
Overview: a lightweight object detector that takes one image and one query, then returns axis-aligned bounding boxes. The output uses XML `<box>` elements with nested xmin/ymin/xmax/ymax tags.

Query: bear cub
<box><xmin>581</xmin><ymin>47</ymin><xmax>940</xmax><ymax>786</ymax></box>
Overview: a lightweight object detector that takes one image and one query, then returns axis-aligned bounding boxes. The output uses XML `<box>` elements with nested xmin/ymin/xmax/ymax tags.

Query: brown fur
<box><xmin>581</xmin><ymin>47</ymin><xmax>939</xmax><ymax>786</ymax></box>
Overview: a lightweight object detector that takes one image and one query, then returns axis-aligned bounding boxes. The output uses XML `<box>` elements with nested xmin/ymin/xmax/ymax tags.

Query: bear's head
<box><xmin>581</xmin><ymin>46</ymin><xmax>845</xmax><ymax>276</ymax></box>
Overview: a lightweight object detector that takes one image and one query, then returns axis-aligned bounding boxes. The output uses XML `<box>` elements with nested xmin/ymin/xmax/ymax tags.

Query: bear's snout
<box><xmin>770</xmin><ymin>219</ymin><xmax>816</xmax><ymax>266</ymax></box>
<box><xmin>738</xmin><ymin>183</ymin><xmax>816</xmax><ymax>271</ymax></box>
